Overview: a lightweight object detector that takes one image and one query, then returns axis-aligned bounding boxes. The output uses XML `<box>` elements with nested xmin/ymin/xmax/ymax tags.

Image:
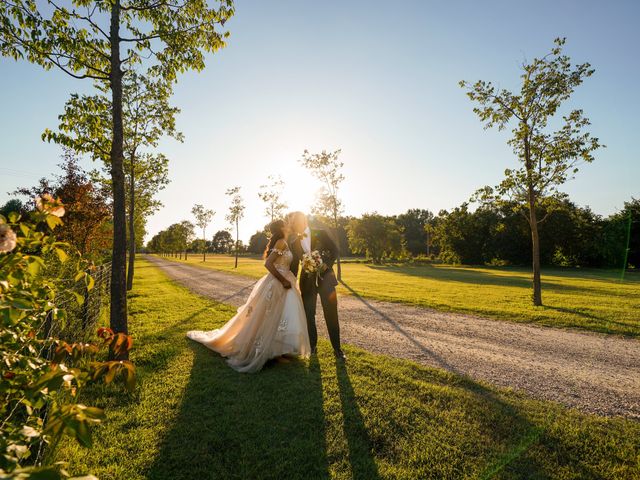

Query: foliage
<box><xmin>225</xmin><ymin>187</ymin><xmax>244</xmax><ymax>268</ymax></box>
<box><xmin>0</xmin><ymin>0</ymin><xmax>235</xmax><ymax>336</ymax></box>
<box><xmin>147</xmin><ymin>222</ymin><xmax>194</xmax><ymax>257</ymax></box>
<box><xmin>461</xmin><ymin>38</ymin><xmax>603</xmax><ymax>306</ymax></box>
<box><xmin>248</xmin><ymin>231</ymin><xmax>269</xmax><ymax>255</ymax></box>
<box><xmin>0</xmin><ymin>201</ymin><xmax>134</xmax><ymax>479</ymax></box>
<box><xmin>347</xmin><ymin>213</ymin><xmax>403</xmax><ymax>264</ymax></box>
<box><xmin>257</xmin><ymin>175</ymin><xmax>287</xmax><ymax>223</ymax></box>
<box><xmin>0</xmin><ymin>199</ymin><xmax>26</xmax><ymax>219</ymax></box>
<box><xmin>211</xmin><ymin>230</ymin><xmax>234</xmax><ymax>254</ymax></box>
<box><xmin>395</xmin><ymin>209</ymin><xmax>434</xmax><ymax>256</ymax></box>
<box><xmin>56</xmin><ymin>258</ymin><xmax>640</xmax><ymax>479</ymax></box>
<box><xmin>191</xmin><ymin>205</ymin><xmax>215</xmax><ymax>261</ymax></box>
<box><xmin>14</xmin><ymin>153</ymin><xmax>112</xmax><ymax>262</ymax></box>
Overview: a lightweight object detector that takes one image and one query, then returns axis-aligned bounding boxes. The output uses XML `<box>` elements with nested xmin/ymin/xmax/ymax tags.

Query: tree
<box><xmin>225</xmin><ymin>186</ymin><xmax>245</xmax><ymax>268</ymax></box>
<box><xmin>15</xmin><ymin>152</ymin><xmax>112</xmax><ymax>261</ymax></box>
<box><xmin>258</xmin><ymin>175</ymin><xmax>287</xmax><ymax>224</ymax></box>
<box><xmin>461</xmin><ymin>38</ymin><xmax>603</xmax><ymax>306</ymax></box>
<box><xmin>248</xmin><ymin>230</ymin><xmax>269</xmax><ymax>254</ymax></box>
<box><xmin>212</xmin><ymin>229</ymin><xmax>234</xmax><ymax>253</ymax></box>
<box><xmin>0</xmin><ymin>198</ymin><xmax>26</xmax><ymax>217</ymax></box>
<box><xmin>396</xmin><ymin>209</ymin><xmax>434</xmax><ymax>256</ymax></box>
<box><xmin>45</xmin><ymin>72</ymin><xmax>179</xmax><ymax>290</ymax></box>
<box><xmin>1</xmin><ymin>0</ymin><xmax>234</xmax><ymax>342</ymax></box>
<box><xmin>347</xmin><ymin>213</ymin><xmax>403</xmax><ymax>264</ymax></box>
<box><xmin>300</xmin><ymin>149</ymin><xmax>345</xmax><ymax>280</ymax></box>
<box><xmin>191</xmin><ymin>204</ymin><xmax>215</xmax><ymax>262</ymax></box>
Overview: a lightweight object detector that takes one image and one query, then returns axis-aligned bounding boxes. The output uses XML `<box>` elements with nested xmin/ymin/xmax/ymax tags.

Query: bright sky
<box><xmin>1</xmin><ymin>0</ymin><xmax>638</xmax><ymax>243</ymax></box>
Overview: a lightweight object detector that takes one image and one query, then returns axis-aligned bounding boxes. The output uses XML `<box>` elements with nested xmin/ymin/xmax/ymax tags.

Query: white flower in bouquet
<box><xmin>301</xmin><ymin>250</ymin><xmax>323</xmax><ymax>273</ymax></box>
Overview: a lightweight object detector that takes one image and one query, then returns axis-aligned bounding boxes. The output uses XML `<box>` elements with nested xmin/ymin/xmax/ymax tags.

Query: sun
<box><xmin>277</xmin><ymin>163</ymin><xmax>320</xmax><ymax>214</ymax></box>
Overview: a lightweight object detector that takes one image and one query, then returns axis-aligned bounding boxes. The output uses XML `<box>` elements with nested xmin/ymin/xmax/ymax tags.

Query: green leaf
<box><xmin>55</xmin><ymin>248</ymin><xmax>69</xmax><ymax>263</ymax></box>
<box><xmin>71</xmin><ymin>291</ymin><xmax>85</xmax><ymax>306</ymax></box>
<box><xmin>46</xmin><ymin>215</ymin><xmax>63</xmax><ymax>230</ymax></box>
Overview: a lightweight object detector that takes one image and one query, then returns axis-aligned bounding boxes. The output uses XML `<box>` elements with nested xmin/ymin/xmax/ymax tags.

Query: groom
<box><xmin>287</xmin><ymin>211</ymin><xmax>346</xmax><ymax>361</ymax></box>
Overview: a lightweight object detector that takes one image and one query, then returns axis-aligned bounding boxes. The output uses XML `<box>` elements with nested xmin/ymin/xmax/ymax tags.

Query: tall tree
<box><xmin>225</xmin><ymin>186</ymin><xmax>245</xmax><ymax>268</ymax></box>
<box><xmin>191</xmin><ymin>204</ymin><xmax>215</xmax><ymax>262</ymax></box>
<box><xmin>396</xmin><ymin>208</ymin><xmax>434</xmax><ymax>256</ymax></box>
<box><xmin>1</xmin><ymin>0</ymin><xmax>234</xmax><ymax>343</ymax></box>
<box><xmin>45</xmin><ymin>72</ymin><xmax>178</xmax><ymax>289</ymax></box>
<box><xmin>258</xmin><ymin>175</ymin><xmax>287</xmax><ymax>224</ymax></box>
<box><xmin>460</xmin><ymin>38</ymin><xmax>602</xmax><ymax>306</ymax></box>
<box><xmin>347</xmin><ymin>213</ymin><xmax>403</xmax><ymax>264</ymax></box>
<box><xmin>300</xmin><ymin>149</ymin><xmax>345</xmax><ymax>280</ymax></box>
<box><xmin>212</xmin><ymin>229</ymin><xmax>234</xmax><ymax>253</ymax></box>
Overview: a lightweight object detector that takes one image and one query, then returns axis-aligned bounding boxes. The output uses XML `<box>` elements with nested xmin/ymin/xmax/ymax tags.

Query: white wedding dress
<box><xmin>186</xmin><ymin>247</ymin><xmax>311</xmax><ymax>373</ymax></box>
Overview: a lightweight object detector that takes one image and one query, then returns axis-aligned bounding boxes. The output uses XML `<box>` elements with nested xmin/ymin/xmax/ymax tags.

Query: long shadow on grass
<box><xmin>338</xmin><ymin>282</ymin><xmax>594</xmax><ymax>477</ymax></box>
<box><xmin>334</xmin><ymin>362</ymin><xmax>381</xmax><ymax>479</ymax></box>
<box><xmin>366</xmin><ymin>264</ymin><xmax>632</xmax><ymax>296</ymax></box>
<box><xmin>341</xmin><ymin>281</ymin><xmax>456</xmax><ymax>371</ymax></box>
<box><xmin>145</xmin><ymin>343</ymin><xmax>329</xmax><ymax>480</ymax></box>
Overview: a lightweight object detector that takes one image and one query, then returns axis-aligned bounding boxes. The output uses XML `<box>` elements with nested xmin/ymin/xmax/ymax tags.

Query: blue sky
<box><xmin>1</xmin><ymin>0</ymin><xmax>638</xmax><ymax>242</ymax></box>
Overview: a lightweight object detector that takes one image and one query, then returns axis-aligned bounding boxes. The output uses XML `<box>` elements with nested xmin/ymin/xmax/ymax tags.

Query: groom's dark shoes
<box><xmin>334</xmin><ymin>349</ymin><xmax>347</xmax><ymax>362</ymax></box>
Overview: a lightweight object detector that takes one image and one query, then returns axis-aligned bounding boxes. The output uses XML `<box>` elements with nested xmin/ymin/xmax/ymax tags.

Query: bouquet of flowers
<box><xmin>301</xmin><ymin>250</ymin><xmax>326</xmax><ymax>286</ymax></box>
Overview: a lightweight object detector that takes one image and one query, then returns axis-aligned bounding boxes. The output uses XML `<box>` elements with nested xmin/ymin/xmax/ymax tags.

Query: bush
<box><xmin>0</xmin><ymin>199</ymin><xmax>134</xmax><ymax>479</ymax></box>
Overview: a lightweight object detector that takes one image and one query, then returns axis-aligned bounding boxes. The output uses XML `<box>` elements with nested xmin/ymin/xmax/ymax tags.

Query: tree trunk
<box><xmin>203</xmin><ymin>230</ymin><xmax>206</xmax><ymax>262</ymax></box>
<box><xmin>529</xmin><ymin>192</ymin><xmax>543</xmax><ymax>306</ymax></box>
<box><xmin>126</xmin><ymin>152</ymin><xmax>135</xmax><ymax>291</ymax></box>
<box><xmin>333</xmin><ymin>214</ymin><xmax>342</xmax><ymax>281</ymax></box>
<box><xmin>234</xmin><ymin>219</ymin><xmax>239</xmax><ymax>268</ymax></box>
<box><xmin>109</xmin><ymin>0</ymin><xmax>129</xmax><ymax>355</ymax></box>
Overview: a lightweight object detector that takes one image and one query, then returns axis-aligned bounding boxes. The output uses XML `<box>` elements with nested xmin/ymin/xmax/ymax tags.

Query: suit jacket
<box><xmin>289</xmin><ymin>228</ymin><xmax>339</xmax><ymax>292</ymax></box>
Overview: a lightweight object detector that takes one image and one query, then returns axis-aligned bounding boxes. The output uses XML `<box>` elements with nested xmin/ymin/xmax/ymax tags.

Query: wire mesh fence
<box><xmin>32</xmin><ymin>261</ymin><xmax>112</xmax><ymax>466</ymax></box>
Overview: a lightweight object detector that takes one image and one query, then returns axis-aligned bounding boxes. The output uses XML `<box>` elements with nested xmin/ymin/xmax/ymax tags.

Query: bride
<box><xmin>186</xmin><ymin>219</ymin><xmax>311</xmax><ymax>372</ymax></box>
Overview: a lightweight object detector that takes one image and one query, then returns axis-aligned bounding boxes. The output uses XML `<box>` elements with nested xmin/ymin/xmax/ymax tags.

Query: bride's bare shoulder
<box><xmin>274</xmin><ymin>238</ymin><xmax>288</xmax><ymax>251</ymax></box>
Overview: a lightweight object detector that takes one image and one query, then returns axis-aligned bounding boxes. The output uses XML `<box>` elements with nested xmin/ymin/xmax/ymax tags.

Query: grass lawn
<box><xmin>55</xmin><ymin>258</ymin><xmax>640</xmax><ymax>479</ymax></box>
<box><xmin>156</xmin><ymin>254</ymin><xmax>640</xmax><ymax>337</ymax></box>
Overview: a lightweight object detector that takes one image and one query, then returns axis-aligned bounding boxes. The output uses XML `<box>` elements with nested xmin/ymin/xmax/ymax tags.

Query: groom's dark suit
<box><xmin>289</xmin><ymin>228</ymin><xmax>341</xmax><ymax>352</ymax></box>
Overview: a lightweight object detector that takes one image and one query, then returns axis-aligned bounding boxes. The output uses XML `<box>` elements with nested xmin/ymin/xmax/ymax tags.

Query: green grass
<box><xmin>156</xmin><ymin>254</ymin><xmax>640</xmax><ymax>337</ymax></box>
<box><xmin>55</xmin><ymin>258</ymin><xmax>640</xmax><ymax>479</ymax></box>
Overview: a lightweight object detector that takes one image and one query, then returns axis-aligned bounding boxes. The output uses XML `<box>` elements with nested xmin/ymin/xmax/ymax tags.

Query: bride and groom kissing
<box><xmin>187</xmin><ymin>211</ymin><xmax>346</xmax><ymax>372</ymax></box>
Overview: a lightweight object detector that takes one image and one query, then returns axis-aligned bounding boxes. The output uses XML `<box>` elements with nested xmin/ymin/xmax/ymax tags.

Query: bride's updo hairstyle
<box><xmin>264</xmin><ymin>219</ymin><xmax>286</xmax><ymax>258</ymax></box>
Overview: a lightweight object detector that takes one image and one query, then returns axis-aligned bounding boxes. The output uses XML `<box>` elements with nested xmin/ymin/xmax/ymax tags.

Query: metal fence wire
<box><xmin>33</xmin><ymin>261</ymin><xmax>112</xmax><ymax>466</ymax></box>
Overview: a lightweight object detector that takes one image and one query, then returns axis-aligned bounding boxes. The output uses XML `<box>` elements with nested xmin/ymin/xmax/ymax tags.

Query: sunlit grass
<box><xmin>157</xmin><ymin>254</ymin><xmax>640</xmax><ymax>337</ymax></box>
<box><xmin>54</xmin><ymin>258</ymin><xmax>640</xmax><ymax>479</ymax></box>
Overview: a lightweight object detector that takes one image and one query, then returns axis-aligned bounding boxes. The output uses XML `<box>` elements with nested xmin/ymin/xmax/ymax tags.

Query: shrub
<box><xmin>1</xmin><ymin>199</ymin><xmax>134</xmax><ymax>479</ymax></box>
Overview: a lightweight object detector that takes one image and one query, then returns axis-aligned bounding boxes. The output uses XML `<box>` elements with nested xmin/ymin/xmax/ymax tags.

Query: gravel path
<box><xmin>145</xmin><ymin>255</ymin><xmax>640</xmax><ymax>419</ymax></box>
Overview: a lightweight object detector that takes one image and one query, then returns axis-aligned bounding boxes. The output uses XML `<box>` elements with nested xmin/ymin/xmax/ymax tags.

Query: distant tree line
<box><xmin>341</xmin><ymin>198</ymin><xmax>636</xmax><ymax>269</ymax></box>
<box><xmin>143</xmin><ymin>196</ymin><xmax>637</xmax><ymax>272</ymax></box>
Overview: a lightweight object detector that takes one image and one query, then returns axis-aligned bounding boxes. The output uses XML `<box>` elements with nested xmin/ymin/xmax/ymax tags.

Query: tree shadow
<box><xmin>341</xmin><ymin>281</ymin><xmax>457</xmax><ymax>371</ymax></box>
<box><xmin>334</xmin><ymin>361</ymin><xmax>381</xmax><ymax>480</ymax></box>
<box><xmin>145</xmin><ymin>343</ymin><xmax>329</xmax><ymax>480</ymax></box>
<box><xmin>338</xmin><ymin>281</ymin><xmax>602</xmax><ymax>478</ymax></box>
<box><xmin>365</xmin><ymin>264</ymin><xmax>634</xmax><ymax>296</ymax></box>
<box><xmin>543</xmin><ymin>305</ymin><xmax>639</xmax><ymax>335</ymax></box>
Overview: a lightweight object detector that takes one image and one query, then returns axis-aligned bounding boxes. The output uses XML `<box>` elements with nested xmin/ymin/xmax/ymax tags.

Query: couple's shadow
<box><xmin>146</xmin><ymin>343</ymin><xmax>380</xmax><ymax>480</ymax></box>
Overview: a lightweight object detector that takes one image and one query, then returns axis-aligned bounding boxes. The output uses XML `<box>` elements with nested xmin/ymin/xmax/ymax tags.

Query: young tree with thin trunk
<box><xmin>461</xmin><ymin>38</ymin><xmax>603</xmax><ymax>306</ymax></box>
<box><xmin>1</xmin><ymin>1</ymin><xmax>234</xmax><ymax>343</ymax></box>
<box><xmin>191</xmin><ymin>204</ymin><xmax>215</xmax><ymax>262</ymax></box>
<box><xmin>45</xmin><ymin>72</ymin><xmax>179</xmax><ymax>290</ymax></box>
<box><xmin>225</xmin><ymin>186</ymin><xmax>245</xmax><ymax>268</ymax></box>
<box><xmin>258</xmin><ymin>175</ymin><xmax>287</xmax><ymax>224</ymax></box>
<box><xmin>300</xmin><ymin>149</ymin><xmax>345</xmax><ymax>280</ymax></box>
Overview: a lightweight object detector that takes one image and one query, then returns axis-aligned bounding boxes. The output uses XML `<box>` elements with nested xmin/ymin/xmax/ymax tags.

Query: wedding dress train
<box><xmin>186</xmin><ymin>248</ymin><xmax>311</xmax><ymax>373</ymax></box>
